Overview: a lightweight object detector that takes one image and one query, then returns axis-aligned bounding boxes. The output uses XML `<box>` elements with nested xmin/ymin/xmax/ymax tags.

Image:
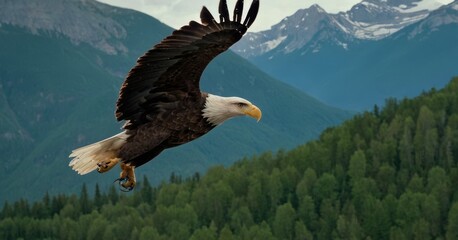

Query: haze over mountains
<box><xmin>233</xmin><ymin>0</ymin><xmax>458</xmax><ymax>110</ymax></box>
<box><xmin>0</xmin><ymin>0</ymin><xmax>351</xmax><ymax>202</ymax></box>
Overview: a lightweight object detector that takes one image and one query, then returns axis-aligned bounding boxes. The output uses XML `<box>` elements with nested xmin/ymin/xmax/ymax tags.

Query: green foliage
<box><xmin>1</xmin><ymin>78</ymin><xmax>458</xmax><ymax>239</ymax></box>
<box><xmin>273</xmin><ymin>202</ymin><xmax>296</xmax><ymax>239</ymax></box>
<box><xmin>446</xmin><ymin>202</ymin><xmax>458</xmax><ymax>240</ymax></box>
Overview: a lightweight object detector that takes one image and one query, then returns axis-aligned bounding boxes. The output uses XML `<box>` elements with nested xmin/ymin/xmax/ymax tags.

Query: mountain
<box><xmin>234</xmin><ymin>0</ymin><xmax>443</xmax><ymax>58</ymax></box>
<box><xmin>232</xmin><ymin>0</ymin><xmax>458</xmax><ymax>110</ymax></box>
<box><xmin>335</xmin><ymin>0</ymin><xmax>442</xmax><ymax>39</ymax></box>
<box><xmin>0</xmin><ymin>0</ymin><xmax>351</xmax><ymax>202</ymax></box>
<box><xmin>233</xmin><ymin>4</ymin><xmax>350</xmax><ymax>58</ymax></box>
<box><xmin>404</xmin><ymin>0</ymin><xmax>458</xmax><ymax>37</ymax></box>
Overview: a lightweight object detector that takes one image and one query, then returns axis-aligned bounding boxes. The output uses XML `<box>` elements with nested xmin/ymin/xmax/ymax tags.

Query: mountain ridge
<box><xmin>233</xmin><ymin>0</ymin><xmax>445</xmax><ymax>58</ymax></box>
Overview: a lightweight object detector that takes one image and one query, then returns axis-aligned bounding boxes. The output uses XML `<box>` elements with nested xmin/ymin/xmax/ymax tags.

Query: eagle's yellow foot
<box><xmin>97</xmin><ymin>158</ymin><xmax>120</xmax><ymax>173</ymax></box>
<box><xmin>114</xmin><ymin>163</ymin><xmax>136</xmax><ymax>192</ymax></box>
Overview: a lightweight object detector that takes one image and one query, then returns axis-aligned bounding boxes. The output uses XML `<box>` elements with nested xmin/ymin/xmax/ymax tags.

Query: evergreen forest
<box><xmin>1</xmin><ymin>78</ymin><xmax>458</xmax><ymax>239</ymax></box>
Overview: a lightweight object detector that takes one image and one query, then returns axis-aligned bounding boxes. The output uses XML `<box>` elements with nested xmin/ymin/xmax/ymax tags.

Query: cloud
<box><xmin>97</xmin><ymin>0</ymin><xmax>454</xmax><ymax>31</ymax></box>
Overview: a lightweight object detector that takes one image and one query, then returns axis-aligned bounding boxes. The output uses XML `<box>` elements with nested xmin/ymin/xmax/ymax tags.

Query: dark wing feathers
<box><xmin>200</xmin><ymin>7</ymin><xmax>216</xmax><ymax>26</ymax></box>
<box><xmin>234</xmin><ymin>0</ymin><xmax>244</xmax><ymax>22</ymax></box>
<box><xmin>219</xmin><ymin>0</ymin><xmax>230</xmax><ymax>22</ymax></box>
<box><xmin>116</xmin><ymin>0</ymin><xmax>259</xmax><ymax>129</ymax></box>
<box><xmin>243</xmin><ymin>0</ymin><xmax>259</xmax><ymax>28</ymax></box>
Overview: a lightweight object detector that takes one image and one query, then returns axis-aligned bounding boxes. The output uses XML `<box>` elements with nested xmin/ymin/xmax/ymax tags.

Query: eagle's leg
<box><xmin>116</xmin><ymin>162</ymin><xmax>136</xmax><ymax>191</ymax></box>
<box><xmin>97</xmin><ymin>158</ymin><xmax>120</xmax><ymax>173</ymax></box>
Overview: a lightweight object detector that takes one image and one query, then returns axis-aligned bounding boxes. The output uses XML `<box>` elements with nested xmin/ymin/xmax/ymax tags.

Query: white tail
<box><xmin>69</xmin><ymin>132</ymin><xmax>128</xmax><ymax>175</ymax></box>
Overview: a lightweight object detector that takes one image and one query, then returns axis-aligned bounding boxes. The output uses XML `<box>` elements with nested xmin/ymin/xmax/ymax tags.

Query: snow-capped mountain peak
<box><xmin>406</xmin><ymin>0</ymin><xmax>458</xmax><ymax>38</ymax></box>
<box><xmin>337</xmin><ymin>0</ymin><xmax>443</xmax><ymax>39</ymax></box>
<box><xmin>233</xmin><ymin>4</ymin><xmax>342</xmax><ymax>57</ymax></box>
<box><xmin>393</xmin><ymin>0</ymin><xmax>443</xmax><ymax>13</ymax></box>
<box><xmin>452</xmin><ymin>0</ymin><xmax>458</xmax><ymax>10</ymax></box>
<box><xmin>232</xmin><ymin>0</ymin><xmax>448</xmax><ymax>58</ymax></box>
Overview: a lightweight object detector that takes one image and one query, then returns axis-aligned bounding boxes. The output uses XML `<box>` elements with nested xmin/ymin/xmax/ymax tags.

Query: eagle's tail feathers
<box><xmin>69</xmin><ymin>132</ymin><xmax>128</xmax><ymax>175</ymax></box>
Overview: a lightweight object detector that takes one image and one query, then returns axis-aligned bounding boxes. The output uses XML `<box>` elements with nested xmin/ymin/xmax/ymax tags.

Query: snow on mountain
<box><xmin>337</xmin><ymin>0</ymin><xmax>442</xmax><ymax>40</ymax></box>
<box><xmin>233</xmin><ymin>0</ymin><xmax>445</xmax><ymax>58</ymax></box>
<box><xmin>405</xmin><ymin>0</ymin><xmax>458</xmax><ymax>38</ymax></box>
<box><xmin>454</xmin><ymin>1</ymin><xmax>458</xmax><ymax>10</ymax></box>
<box><xmin>233</xmin><ymin>5</ymin><xmax>349</xmax><ymax>58</ymax></box>
<box><xmin>394</xmin><ymin>0</ymin><xmax>443</xmax><ymax>13</ymax></box>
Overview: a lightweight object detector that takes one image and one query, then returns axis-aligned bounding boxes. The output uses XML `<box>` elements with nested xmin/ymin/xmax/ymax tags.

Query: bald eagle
<box><xmin>69</xmin><ymin>0</ymin><xmax>261</xmax><ymax>191</ymax></box>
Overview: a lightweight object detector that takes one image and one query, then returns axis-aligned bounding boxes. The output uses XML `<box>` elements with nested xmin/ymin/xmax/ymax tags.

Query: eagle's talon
<box><xmin>120</xmin><ymin>177</ymin><xmax>135</xmax><ymax>191</ymax></box>
<box><xmin>113</xmin><ymin>177</ymin><xmax>126</xmax><ymax>184</ymax></box>
<box><xmin>120</xmin><ymin>185</ymin><xmax>134</xmax><ymax>192</ymax></box>
<box><xmin>113</xmin><ymin>177</ymin><xmax>134</xmax><ymax>192</ymax></box>
<box><xmin>114</xmin><ymin>163</ymin><xmax>136</xmax><ymax>191</ymax></box>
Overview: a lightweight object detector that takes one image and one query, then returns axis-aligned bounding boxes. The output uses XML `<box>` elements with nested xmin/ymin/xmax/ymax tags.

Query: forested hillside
<box><xmin>1</xmin><ymin>77</ymin><xmax>458</xmax><ymax>239</ymax></box>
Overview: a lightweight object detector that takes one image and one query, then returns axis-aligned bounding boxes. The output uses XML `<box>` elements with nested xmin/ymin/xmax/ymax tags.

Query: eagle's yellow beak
<box><xmin>244</xmin><ymin>104</ymin><xmax>262</xmax><ymax>122</ymax></box>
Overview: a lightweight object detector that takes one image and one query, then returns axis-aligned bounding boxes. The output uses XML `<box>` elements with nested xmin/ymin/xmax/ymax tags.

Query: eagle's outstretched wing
<box><xmin>116</xmin><ymin>0</ymin><xmax>260</xmax><ymax>129</ymax></box>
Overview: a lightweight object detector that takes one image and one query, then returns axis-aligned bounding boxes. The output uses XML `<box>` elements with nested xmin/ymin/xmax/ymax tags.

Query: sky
<box><xmin>96</xmin><ymin>0</ymin><xmax>454</xmax><ymax>32</ymax></box>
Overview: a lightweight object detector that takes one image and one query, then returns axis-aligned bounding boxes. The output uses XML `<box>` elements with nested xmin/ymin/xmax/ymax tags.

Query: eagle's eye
<box><xmin>236</xmin><ymin>102</ymin><xmax>248</xmax><ymax>108</ymax></box>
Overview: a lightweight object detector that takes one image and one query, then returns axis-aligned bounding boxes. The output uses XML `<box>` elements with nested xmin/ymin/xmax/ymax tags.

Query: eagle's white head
<box><xmin>202</xmin><ymin>94</ymin><xmax>262</xmax><ymax>126</ymax></box>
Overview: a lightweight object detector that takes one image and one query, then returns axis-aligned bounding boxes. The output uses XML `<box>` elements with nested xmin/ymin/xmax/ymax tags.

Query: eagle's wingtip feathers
<box><xmin>243</xmin><ymin>0</ymin><xmax>260</xmax><ymax>28</ymax></box>
<box><xmin>233</xmin><ymin>0</ymin><xmax>244</xmax><ymax>23</ymax></box>
<box><xmin>219</xmin><ymin>0</ymin><xmax>230</xmax><ymax>23</ymax></box>
<box><xmin>200</xmin><ymin>6</ymin><xmax>215</xmax><ymax>25</ymax></box>
<box><xmin>201</xmin><ymin>0</ymin><xmax>259</xmax><ymax>29</ymax></box>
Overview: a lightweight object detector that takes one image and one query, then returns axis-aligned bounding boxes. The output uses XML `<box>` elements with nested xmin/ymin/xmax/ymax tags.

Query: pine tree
<box><xmin>140</xmin><ymin>175</ymin><xmax>153</xmax><ymax>203</ymax></box>
<box><xmin>190</xmin><ymin>223</ymin><xmax>217</xmax><ymax>240</ymax></box>
<box><xmin>219</xmin><ymin>225</ymin><xmax>234</xmax><ymax>240</ymax></box>
<box><xmin>107</xmin><ymin>185</ymin><xmax>119</xmax><ymax>204</ymax></box>
<box><xmin>399</xmin><ymin>117</ymin><xmax>415</xmax><ymax>173</ymax></box>
<box><xmin>1</xmin><ymin>201</ymin><xmax>13</xmax><ymax>218</ymax></box>
<box><xmin>414</xmin><ymin>106</ymin><xmax>437</xmax><ymax>171</ymax></box>
<box><xmin>94</xmin><ymin>183</ymin><xmax>104</xmax><ymax>210</ymax></box>
<box><xmin>446</xmin><ymin>202</ymin><xmax>458</xmax><ymax>240</ymax></box>
<box><xmin>139</xmin><ymin>226</ymin><xmax>161</xmax><ymax>240</ymax></box>
<box><xmin>348</xmin><ymin>150</ymin><xmax>367</xmax><ymax>182</ymax></box>
<box><xmin>273</xmin><ymin>202</ymin><xmax>296</xmax><ymax>240</ymax></box>
<box><xmin>79</xmin><ymin>183</ymin><xmax>91</xmax><ymax>214</ymax></box>
<box><xmin>295</xmin><ymin>220</ymin><xmax>313</xmax><ymax>240</ymax></box>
